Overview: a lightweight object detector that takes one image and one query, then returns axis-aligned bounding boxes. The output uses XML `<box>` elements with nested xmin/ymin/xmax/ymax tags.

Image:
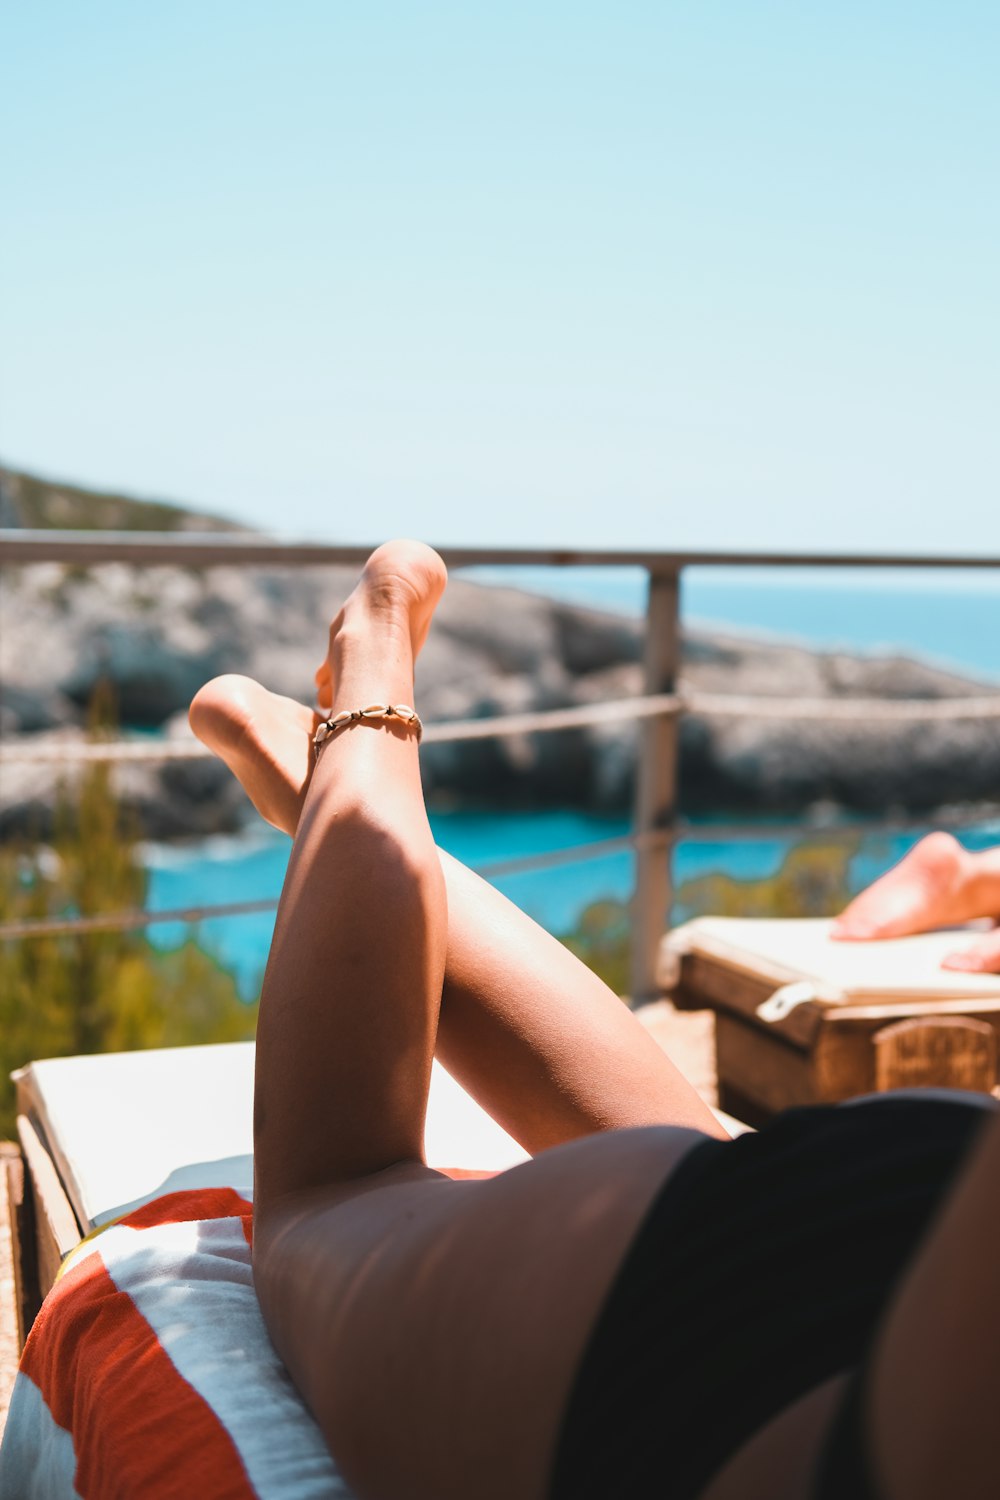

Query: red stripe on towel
<box><xmin>120</xmin><ymin>1186</ymin><xmax>252</xmax><ymax>1231</ymax></box>
<box><xmin>21</xmin><ymin>1255</ymin><xmax>257</xmax><ymax>1500</ymax></box>
<box><xmin>120</xmin><ymin>1186</ymin><xmax>256</xmax><ymax>1247</ymax></box>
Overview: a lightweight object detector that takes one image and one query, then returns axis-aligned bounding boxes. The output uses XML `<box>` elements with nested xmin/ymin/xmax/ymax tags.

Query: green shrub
<box><xmin>0</xmin><ymin>693</ymin><xmax>254</xmax><ymax>1138</ymax></box>
<box><xmin>561</xmin><ymin>898</ymin><xmax>632</xmax><ymax>997</ymax></box>
<box><xmin>674</xmin><ymin>837</ymin><xmax>857</xmax><ymax>924</ymax></box>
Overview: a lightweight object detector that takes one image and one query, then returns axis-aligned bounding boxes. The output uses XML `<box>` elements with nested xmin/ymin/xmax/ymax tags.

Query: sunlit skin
<box><xmin>191</xmin><ymin>541</ymin><xmax>1000</xmax><ymax>1500</ymax></box>
<box><xmin>189</xmin><ymin>671</ymin><xmax>721</xmax><ymax>1155</ymax></box>
<box><xmin>832</xmin><ymin>831</ymin><xmax>1000</xmax><ymax>972</ymax></box>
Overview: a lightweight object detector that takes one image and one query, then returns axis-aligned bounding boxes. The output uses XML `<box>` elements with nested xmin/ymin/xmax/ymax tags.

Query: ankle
<box><xmin>323</xmin><ymin>611</ymin><xmax>416</xmax><ymax>713</ymax></box>
<box><xmin>338</xmin><ymin>589</ymin><xmax>415</xmax><ymax>646</ymax></box>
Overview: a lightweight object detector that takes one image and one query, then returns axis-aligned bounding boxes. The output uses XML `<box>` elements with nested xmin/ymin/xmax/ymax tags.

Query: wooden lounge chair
<box><xmin>0</xmin><ymin>1042</ymin><xmax>530</xmax><ymax>1493</ymax></box>
<box><xmin>664</xmin><ymin>917</ymin><xmax>1000</xmax><ymax>1124</ymax></box>
<box><xmin>0</xmin><ymin>1036</ymin><xmax>742</xmax><ymax>1492</ymax></box>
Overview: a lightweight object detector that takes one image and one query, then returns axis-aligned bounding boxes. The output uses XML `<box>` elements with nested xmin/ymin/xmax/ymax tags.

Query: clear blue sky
<box><xmin>2</xmin><ymin>3</ymin><xmax>997</xmax><ymax>552</ymax></box>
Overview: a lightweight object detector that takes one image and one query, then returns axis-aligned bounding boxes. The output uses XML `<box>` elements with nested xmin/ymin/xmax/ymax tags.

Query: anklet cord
<box><xmin>314</xmin><ymin>703</ymin><xmax>423</xmax><ymax>751</ymax></box>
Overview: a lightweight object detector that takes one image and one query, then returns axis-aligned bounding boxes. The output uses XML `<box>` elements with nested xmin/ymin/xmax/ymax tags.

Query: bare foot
<box><xmin>315</xmin><ymin>540</ymin><xmax>447</xmax><ymax>711</ymax></box>
<box><xmin>191</xmin><ymin>542</ymin><xmax>447</xmax><ymax>831</ymax></box>
<box><xmin>942</xmin><ymin>929</ymin><xmax>1000</xmax><ymax>974</ymax></box>
<box><xmin>831</xmin><ymin>832</ymin><xmax>977</xmax><ymax>941</ymax></box>
<box><xmin>189</xmin><ymin>675</ymin><xmax>317</xmax><ymax>835</ymax></box>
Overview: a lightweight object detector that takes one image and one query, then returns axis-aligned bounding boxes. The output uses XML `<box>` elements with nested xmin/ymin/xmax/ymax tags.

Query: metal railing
<box><xmin>3</xmin><ymin>529</ymin><xmax>1000</xmax><ymax>999</ymax></box>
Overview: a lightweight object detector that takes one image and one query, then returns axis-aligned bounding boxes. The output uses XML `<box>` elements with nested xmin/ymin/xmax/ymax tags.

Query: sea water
<box><xmin>465</xmin><ymin>564</ymin><xmax>1000</xmax><ymax>682</ymax></box>
<box><xmin>144</xmin><ymin>567</ymin><xmax>1000</xmax><ymax>997</ymax></box>
<box><xmin>144</xmin><ymin>811</ymin><xmax>1000</xmax><ymax>1001</ymax></box>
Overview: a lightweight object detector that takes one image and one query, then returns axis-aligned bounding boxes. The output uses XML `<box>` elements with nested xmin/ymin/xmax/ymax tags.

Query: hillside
<box><xmin>0</xmin><ymin>463</ymin><xmax>246</xmax><ymax>534</ymax></box>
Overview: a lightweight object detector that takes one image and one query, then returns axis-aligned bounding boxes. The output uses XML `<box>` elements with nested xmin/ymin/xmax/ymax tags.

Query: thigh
<box><xmin>436</xmin><ymin>851</ymin><xmax>724</xmax><ymax>1147</ymax></box>
<box><xmin>253</xmin><ymin>1125</ymin><xmax>707</xmax><ymax>1500</ymax></box>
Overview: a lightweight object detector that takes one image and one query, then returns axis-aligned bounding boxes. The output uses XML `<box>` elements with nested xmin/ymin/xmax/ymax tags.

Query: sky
<box><xmin>2</xmin><ymin>3</ymin><xmax>998</xmax><ymax>553</ymax></box>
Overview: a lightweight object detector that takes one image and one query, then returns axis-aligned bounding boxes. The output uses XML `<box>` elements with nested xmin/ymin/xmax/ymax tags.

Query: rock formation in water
<box><xmin>2</xmin><ymin>464</ymin><xmax>999</xmax><ymax>838</ymax></box>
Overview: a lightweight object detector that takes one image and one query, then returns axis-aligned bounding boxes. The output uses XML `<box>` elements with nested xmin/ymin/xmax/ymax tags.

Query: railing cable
<box><xmin>4</xmin><ymin>809</ymin><xmax>1000</xmax><ymax>943</ymax></box>
<box><xmin>5</xmin><ymin>687</ymin><xmax>1000</xmax><ymax>770</ymax></box>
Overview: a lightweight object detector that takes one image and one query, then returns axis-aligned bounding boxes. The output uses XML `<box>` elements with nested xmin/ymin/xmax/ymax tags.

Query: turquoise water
<box><xmin>145</xmin><ymin>811</ymin><xmax>636</xmax><ymax>997</ymax></box>
<box><xmin>145</xmin><ymin>810</ymin><xmax>1000</xmax><ymax>1000</ymax></box>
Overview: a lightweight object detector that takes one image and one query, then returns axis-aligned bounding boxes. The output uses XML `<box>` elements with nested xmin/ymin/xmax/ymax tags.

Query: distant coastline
<box><xmin>4</xmin><ymin>463</ymin><xmax>1000</xmax><ymax>839</ymax></box>
<box><xmin>466</xmin><ymin>564</ymin><xmax>1000</xmax><ymax>685</ymax></box>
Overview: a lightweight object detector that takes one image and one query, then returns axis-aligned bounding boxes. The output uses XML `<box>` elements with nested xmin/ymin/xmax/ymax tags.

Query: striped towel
<box><xmin>0</xmin><ymin>1188</ymin><xmax>353</xmax><ymax>1498</ymax></box>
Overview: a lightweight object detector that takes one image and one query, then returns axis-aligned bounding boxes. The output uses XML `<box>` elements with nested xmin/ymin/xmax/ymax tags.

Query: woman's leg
<box><xmin>434</xmin><ymin>849</ymin><xmax>723</xmax><ymax>1145</ymax></box>
<box><xmin>251</xmin><ymin>539</ymin><xmax>450</xmax><ymax>1205</ymax></box>
<box><xmin>863</xmin><ymin>1109</ymin><xmax>1000</xmax><ymax>1500</ymax></box>
<box><xmin>191</xmin><ymin>679</ymin><xmax>722</xmax><ymax>1151</ymax></box>
<box><xmin>249</xmin><ymin>542</ymin><xmax>711</xmax><ymax>1500</ymax></box>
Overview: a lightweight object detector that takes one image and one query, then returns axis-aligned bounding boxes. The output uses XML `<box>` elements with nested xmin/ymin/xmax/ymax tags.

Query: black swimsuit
<box><xmin>814</xmin><ymin>1362</ymin><xmax>881</xmax><ymax>1500</ymax></box>
<box><xmin>549</xmin><ymin>1096</ymin><xmax>987</xmax><ymax>1500</ymax></box>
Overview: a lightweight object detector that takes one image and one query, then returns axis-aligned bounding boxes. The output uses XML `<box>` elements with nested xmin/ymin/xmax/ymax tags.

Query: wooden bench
<box><xmin>0</xmin><ymin>1108</ymin><xmax>88</xmax><ymax>1438</ymax></box>
<box><xmin>0</xmin><ymin>1025</ymin><xmax>744</xmax><ymax>1449</ymax></box>
<box><xmin>663</xmin><ymin>917</ymin><xmax>1000</xmax><ymax>1125</ymax></box>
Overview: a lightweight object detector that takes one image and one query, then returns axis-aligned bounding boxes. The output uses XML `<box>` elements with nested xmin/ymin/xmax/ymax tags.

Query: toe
<box><xmin>830</xmin><ymin>917</ymin><xmax>876</xmax><ymax>941</ymax></box>
<box><xmin>942</xmin><ymin>931</ymin><xmax>1000</xmax><ymax>974</ymax></box>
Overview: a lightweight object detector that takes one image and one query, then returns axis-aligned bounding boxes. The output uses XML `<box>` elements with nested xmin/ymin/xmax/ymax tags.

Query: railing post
<box><xmin>629</xmin><ymin>566</ymin><xmax>681</xmax><ymax>1004</ymax></box>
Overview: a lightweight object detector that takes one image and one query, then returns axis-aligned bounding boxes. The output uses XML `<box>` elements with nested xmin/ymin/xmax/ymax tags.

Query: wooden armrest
<box><xmin>15</xmin><ymin>1117</ymin><xmax>83</xmax><ymax>1313</ymax></box>
<box><xmin>0</xmin><ymin>1142</ymin><xmax>29</xmax><ymax>1439</ymax></box>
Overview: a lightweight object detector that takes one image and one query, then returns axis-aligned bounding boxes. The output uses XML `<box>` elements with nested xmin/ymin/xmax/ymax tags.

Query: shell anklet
<box><xmin>313</xmin><ymin>703</ymin><xmax>423</xmax><ymax>753</ymax></box>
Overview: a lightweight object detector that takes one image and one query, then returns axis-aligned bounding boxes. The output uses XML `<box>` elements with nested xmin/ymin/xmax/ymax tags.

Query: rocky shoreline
<box><xmin>3</xmin><ymin>555</ymin><xmax>1000</xmax><ymax>841</ymax></box>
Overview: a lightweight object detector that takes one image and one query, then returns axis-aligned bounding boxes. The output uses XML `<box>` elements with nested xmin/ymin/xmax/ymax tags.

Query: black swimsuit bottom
<box><xmin>549</xmin><ymin>1096</ymin><xmax>987</xmax><ymax>1500</ymax></box>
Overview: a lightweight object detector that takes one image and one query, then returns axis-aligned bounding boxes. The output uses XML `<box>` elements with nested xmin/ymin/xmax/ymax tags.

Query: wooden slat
<box><xmin>701</xmin><ymin>966</ymin><xmax>1000</xmax><ymax>1120</ymax></box>
<box><xmin>824</xmin><ymin>995</ymin><xmax>1000</xmax><ymax>1023</ymax></box>
<box><xmin>0</xmin><ymin>1145</ymin><xmax>25</xmax><ymax>1437</ymax></box>
<box><xmin>672</xmin><ymin>947</ymin><xmax>1000</xmax><ymax>1034</ymax></box>
<box><xmin>2</xmin><ymin>1148</ymin><xmax>38</xmax><ymax>1356</ymax></box>
<box><xmin>670</xmin><ymin>952</ymin><xmax>826</xmax><ymax>1048</ymax></box>
<box><xmin>715</xmin><ymin>1013</ymin><xmax>816</xmax><ymax>1122</ymax></box>
<box><xmin>873</xmin><ymin>1016</ymin><xmax>997</xmax><ymax>1094</ymax></box>
<box><xmin>16</xmin><ymin>1116</ymin><xmax>83</xmax><ymax>1302</ymax></box>
<box><xmin>4</xmin><ymin>528</ymin><xmax>1000</xmax><ymax>570</ymax></box>
<box><xmin>812</xmin><ymin>1025</ymin><xmax>879</xmax><ymax>1101</ymax></box>
<box><xmin>630</xmin><ymin>570</ymin><xmax>681</xmax><ymax>1002</ymax></box>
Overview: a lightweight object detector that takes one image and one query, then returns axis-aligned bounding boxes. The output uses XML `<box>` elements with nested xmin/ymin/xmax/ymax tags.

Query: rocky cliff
<box><xmin>2</xmin><ymin>464</ymin><xmax>999</xmax><ymax>839</ymax></box>
<box><xmin>3</xmin><ymin>556</ymin><xmax>1000</xmax><ymax>840</ymax></box>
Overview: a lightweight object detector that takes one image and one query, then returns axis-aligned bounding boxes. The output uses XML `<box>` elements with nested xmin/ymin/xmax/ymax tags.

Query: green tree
<box><xmin>561</xmin><ymin>899</ymin><xmax>632</xmax><ymax>997</ymax></box>
<box><xmin>674</xmin><ymin>837</ymin><xmax>857</xmax><ymax>924</ymax></box>
<box><xmin>0</xmin><ymin>692</ymin><xmax>255</xmax><ymax>1138</ymax></box>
